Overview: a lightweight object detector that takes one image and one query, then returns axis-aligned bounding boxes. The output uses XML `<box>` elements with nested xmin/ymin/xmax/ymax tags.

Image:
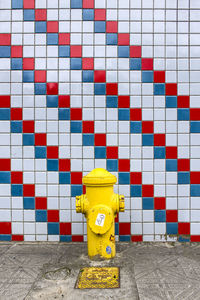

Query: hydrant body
<box><xmin>76</xmin><ymin>168</ymin><xmax>125</xmax><ymax>259</ymax></box>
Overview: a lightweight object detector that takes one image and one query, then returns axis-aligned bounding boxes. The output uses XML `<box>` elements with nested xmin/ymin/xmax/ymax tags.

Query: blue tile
<box><xmin>94</xmin><ymin>21</ymin><xmax>106</xmax><ymax>33</ymax></box>
<box><xmin>94</xmin><ymin>83</ymin><xmax>106</xmax><ymax>95</ymax></box>
<box><xmin>178</xmin><ymin>236</ymin><xmax>190</xmax><ymax>242</ymax></box>
<box><xmin>155</xmin><ymin>210</ymin><xmax>166</xmax><ymax>222</ymax></box>
<box><xmin>0</xmin><ymin>172</ymin><xmax>10</xmax><ymax>184</ymax></box>
<box><xmin>154</xmin><ymin>83</ymin><xmax>165</xmax><ymax>95</ymax></box>
<box><xmin>11</xmin><ymin>184</ymin><xmax>23</xmax><ymax>196</ymax></box>
<box><xmin>118</xmin><ymin>46</ymin><xmax>129</xmax><ymax>58</ymax></box>
<box><xmin>82</xmin><ymin>70</ymin><xmax>94</xmax><ymax>82</ymax></box>
<box><xmin>59</xmin><ymin>108</ymin><xmax>70</xmax><ymax>120</ymax></box>
<box><xmin>142</xmin><ymin>71</ymin><xmax>153</xmax><ymax>83</ymax></box>
<box><xmin>131</xmin><ymin>185</ymin><xmax>142</xmax><ymax>197</ymax></box>
<box><xmin>130</xmin><ymin>121</ymin><xmax>142</xmax><ymax>133</ymax></box>
<box><xmin>166</xmin><ymin>223</ymin><xmax>178</xmax><ymax>235</ymax></box>
<box><xmin>83</xmin><ymin>134</ymin><xmax>94</xmax><ymax>146</ymax></box>
<box><xmin>178</xmin><ymin>109</ymin><xmax>190</xmax><ymax>121</ymax></box>
<box><xmin>115</xmin><ymin>223</ymin><xmax>119</xmax><ymax>235</ymax></box>
<box><xmin>47</xmin><ymin>159</ymin><xmax>58</xmax><ymax>171</ymax></box>
<box><xmin>178</xmin><ymin>172</ymin><xmax>190</xmax><ymax>184</ymax></box>
<box><xmin>119</xmin><ymin>235</ymin><xmax>131</xmax><ymax>242</ymax></box>
<box><xmin>36</xmin><ymin>210</ymin><xmax>47</xmax><ymax>222</ymax></box>
<box><xmin>154</xmin><ymin>147</ymin><xmax>165</xmax><ymax>159</ymax></box>
<box><xmin>106</xmin><ymin>96</ymin><xmax>118</xmax><ymax>108</ymax></box>
<box><xmin>0</xmin><ymin>109</ymin><xmax>10</xmax><ymax>120</ymax></box>
<box><xmin>166</xmin><ymin>96</ymin><xmax>177</xmax><ymax>108</ymax></box>
<box><xmin>0</xmin><ymin>46</ymin><xmax>11</xmax><ymax>58</ymax></box>
<box><xmin>35</xmin><ymin>83</ymin><xmax>46</xmax><ymax>95</ymax></box>
<box><xmin>48</xmin><ymin>223</ymin><xmax>59</xmax><ymax>235</ymax></box>
<box><xmin>47</xmin><ymin>33</ymin><xmax>58</xmax><ymax>45</ymax></box>
<box><xmin>71</xmin><ymin>0</ymin><xmax>82</xmax><ymax>8</ymax></box>
<box><xmin>71</xmin><ymin>185</ymin><xmax>82</xmax><ymax>197</ymax></box>
<box><xmin>24</xmin><ymin>197</ymin><xmax>35</xmax><ymax>209</ymax></box>
<box><xmin>0</xmin><ymin>235</ymin><xmax>11</xmax><ymax>241</ymax></box>
<box><xmin>95</xmin><ymin>147</ymin><xmax>106</xmax><ymax>159</ymax></box>
<box><xmin>143</xmin><ymin>198</ymin><xmax>154</xmax><ymax>210</ymax></box>
<box><xmin>24</xmin><ymin>9</ymin><xmax>35</xmax><ymax>21</ymax></box>
<box><xmin>83</xmin><ymin>9</ymin><xmax>94</xmax><ymax>20</ymax></box>
<box><xmin>47</xmin><ymin>95</ymin><xmax>58</xmax><ymax>107</ymax></box>
<box><xmin>191</xmin><ymin>185</ymin><xmax>200</xmax><ymax>197</ymax></box>
<box><xmin>23</xmin><ymin>71</ymin><xmax>34</xmax><ymax>83</ymax></box>
<box><xmin>70</xmin><ymin>58</ymin><xmax>82</xmax><ymax>70</ymax></box>
<box><xmin>60</xmin><ymin>235</ymin><xmax>72</xmax><ymax>242</ymax></box>
<box><xmin>35</xmin><ymin>21</ymin><xmax>47</xmax><ymax>33</ymax></box>
<box><xmin>106</xmin><ymin>34</ymin><xmax>118</xmax><ymax>45</ymax></box>
<box><xmin>11</xmin><ymin>58</ymin><xmax>22</xmax><ymax>70</ymax></box>
<box><xmin>166</xmin><ymin>159</ymin><xmax>177</xmax><ymax>172</ymax></box>
<box><xmin>23</xmin><ymin>134</ymin><xmax>34</xmax><ymax>146</ymax></box>
<box><xmin>71</xmin><ymin>121</ymin><xmax>82</xmax><ymax>133</ymax></box>
<box><xmin>107</xmin><ymin>159</ymin><xmax>118</xmax><ymax>172</ymax></box>
<box><xmin>191</xmin><ymin>121</ymin><xmax>200</xmax><ymax>133</ymax></box>
<box><xmin>12</xmin><ymin>0</ymin><xmax>23</xmax><ymax>9</ymax></box>
<box><xmin>118</xmin><ymin>109</ymin><xmax>130</xmax><ymax>121</ymax></box>
<box><xmin>59</xmin><ymin>172</ymin><xmax>70</xmax><ymax>184</ymax></box>
<box><xmin>59</xmin><ymin>46</ymin><xmax>70</xmax><ymax>57</ymax></box>
<box><xmin>11</xmin><ymin>121</ymin><xmax>22</xmax><ymax>133</ymax></box>
<box><xmin>142</xmin><ymin>134</ymin><xmax>154</xmax><ymax>146</ymax></box>
<box><xmin>130</xmin><ymin>58</ymin><xmax>141</xmax><ymax>70</ymax></box>
<box><xmin>119</xmin><ymin>172</ymin><xmax>130</xmax><ymax>184</ymax></box>
<box><xmin>35</xmin><ymin>146</ymin><xmax>46</xmax><ymax>159</ymax></box>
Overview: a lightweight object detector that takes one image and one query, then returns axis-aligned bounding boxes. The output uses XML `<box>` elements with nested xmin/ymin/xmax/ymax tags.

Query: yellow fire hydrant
<box><xmin>76</xmin><ymin>168</ymin><xmax>125</xmax><ymax>259</ymax></box>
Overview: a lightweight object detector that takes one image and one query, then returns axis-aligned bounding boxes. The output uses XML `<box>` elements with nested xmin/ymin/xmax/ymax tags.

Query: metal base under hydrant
<box><xmin>76</xmin><ymin>168</ymin><xmax>125</xmax><ymax>259</ymax></box>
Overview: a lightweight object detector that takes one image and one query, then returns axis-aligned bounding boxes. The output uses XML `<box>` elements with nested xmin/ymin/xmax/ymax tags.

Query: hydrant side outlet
<box><xmin>75</xmin><ymin>168</ymin><xmax>125</xmax><ymax>259</ymax></box>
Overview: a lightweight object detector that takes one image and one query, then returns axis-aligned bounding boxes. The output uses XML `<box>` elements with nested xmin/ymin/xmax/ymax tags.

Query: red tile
<box><xmin>154</xmin><ymin>197</ymin><xmax>166</xmax><ymax>210</ymax></box>
<box><xmin>59</xmin><ymin>33</ymin><xmax>70</xmax><ymax>45</ymax></box>
<box><xmin>59</xmin><ymin>159</ymin><xmax>70</xmax><ymax>171</ymax></box>
<box><xmin>190</xmin><ymin>172</ymin><xmax>200</xmax><ymax>184</ymax></box>
<box><xmin>95</xmin><ymin>133</ymin><xmax>106</xmax><ymax>146</ymax></box>
<box><xmin>47</xmin><ymin>146</ymin><xmax>58</xmax><ymax>159</ymax></box>
<box><xmin>82</xmin><ymin>58</ymin><xmax>94</xmax><ymax>70</ymax></box>
<box><xmin>142</xmin><ymin>58</ymin><xmax>153</xmax><ymax>70</ymax></box>
<box><xmin>166</xmin><ymin>210</ymin><xmax>178</xmax><ymax>222</ymax></box>
<box><xmin>83</xmin><ymin>0</ymin><xmax>94</xmax><ymax>8</ymax></box>
<box><xmin>24</xmin><ymin>0</ymin><xmax>35</xmax><ymax>8</ymax></box>
<box><xmin>70</xmin><ymin>108</ymin><xmax>82</xmax><ymax>120</ymax></box>
<box><xmin>130</xmin><ymin>108</ymin><xmax>142</xmax><ymax>121</ymax></box>
<box><xmin>166</xmin><ymin>146</ymin><xmax>177</xmax><ymax>159</ymax></box>
<box><xmin>118</xmin><ymin>159</ymin><xmax>130</xmax><ymax>172</ymax></box>
<box><xmin>72</xmin><ymin>235</ymin><xmax>84</xmax><ymax>242</ymax></box>
<box><xmin>23</xmin><ymin>120</ymin><xmax>34</xmax><ymax>133</ymax></box>
<box><xmin>59</xmin><ymin>95</ymin><xmax>70</xmax><ymax>107</ymax></box>
<box><xmin>60</xmin><ymin>223</ymin><xmax>71</xmax><ymax>235</ymax></box>
<box><xmin>70</xmin><ymin>45</ymin><xmax>82</xmax><ymax>57</ymax></box>
<box><xmin>47</xmin><ymin>82</ymin><xmax>58</xmax><ymax>95</ymax></box>
<box><xmin>130</xmin><ymin>46</ymin><xmax>141</xmax><ymax>58</ymax></box>
<box><xmin>11</xmin><ymin>108</ymin><xmax>22</xmax><ymax>120</ymax></box>
<box><xmin>71</xmin><ymin>172</ymin><xmax>82</xmax><ymax>184</ymax></box>
<box><xmin>142</xmin><ymin>185</ymin><xmax>154</xmax><ymax>197</ymax></box>
<box><xmin>0</xmin><ymin>96</ymin><xmax>10</xmax><ymax>108</ymax></box>
<box><xmin>11</xmin><ymin>172</ymin><xmax>23</xmax><ymax>184</ymax></box>
<box><xmin>23</xmin><ymin>184</ymin><xmax>35</xmax><ymax>197</ymax></box>
<box><xmin>35</xmin><ymin>133</ymin><xmax>46</xmax><ymax>146</ymax></box>
<box><xmin>118</xmin><ymin>96</ymin><xmax>130</xmax><ymax>108</ymax></box>
<box><xmin>165</xmin><ymin>83</ymin><xmax>177</xmax><ymax>96</ymax></box>
<box><xmin>142</xmin><ymin>121</ymin><xmax>154</xmax><ymax>133</ymax></box>
<box><xmin>178</xmin><ymin>223</ymin><xmax>190</xmax><ymax>235</ymax></box>
<box><xmin>190</xmin><ymin>108</ymin><xmax>200</xmax><ymax>120</ymax></box>
<box><xmin>130</xmin><ymin>172</ymin><xmax>142</xmax><ymax>184</ymax></box>
<box><xmin>106</xmin><ymin>146</ymin><xmax>118</xmax><ymax>159</ymax></box>
<box><xmin>178</xmin><ymin>159</ymin><xmax>190</xmax><ymax>171</ymax></box>
<box><xmin>191</xmin><ymin>236</ymin><xmax>200</xmax><ymax>242</ymax></box>
<box><xmin>0</xmin><ymin>159</ymin><xmax>10</xmax><ymax>171</ymax></box>
<box><xmin>35</xmin><ymin>9</ymin><xmax>47</xmax><ymax>21</ymax></box>
<box><xmin>82</xmin><ymin>121</ymin><xmax>94</xmax><ymax>133</ymax></box>
<box><xmin>12</xmin><ymin>235</ymin><xmax>24</xmax><ymax>241</ymax></box>
<box><xmin>119</xmin><ymin>222</ymin><xmax>130</xmax><ymax>235</ymax></box>
<box><xmin>115</xmin><ymin>214</ymin><xmax>119</xmax><ymax>222</ymax></box>
<box><xmin>106</xmin><ymin>83</ymin><xmax>118</xmax><ymax>95</ymax></box>
<box><xmin>83</xmin><ymin>185</ymin><xmax>86</xmax><ymax>194</ymax></box>
<box><xmin>35</xmin><ymin>70</ymin><xmax>46</xmax><ymax>83</ymax></box>
<box><xmin>154</xmin><ymin>134</ymin><xmax>165</xmax><ymax>146</ymax></box>
<box><xmin>178</xmin><ymin>96</ymin><xmax>189</xmax><ymax>108</ymax></box>
<box><xmin>106</xmin><ymin>21</ymin><xmax>118</xmax><ymax>33</ymax></box>
<box><xmin>0</xmin><ymin>222</ymin><xmax>11</xmax><ymax>234</ymax></box>
<box><xmin>47</xmin><ymin>21</ymin><xmax>58</xmax><ymax>33</ymax></box>
<box><xmin>95</xmin><ymin>9</ymin><xmax>106</xmax><ymax>20</ymax></box>
<box><xmin>94</xmin><ymin>70</ymin><xmax>106</xmax><ymax>82</ymax></box>
<box><xmin>118</xmin><ymin>33</ymin><xmax>130</xmax><ymax>45</ymax></box>
<box><xmin>131</xmin><ymin>235</ymin><xmax>143</xmax><ymax>242</ymax></box>
<box><xmin>0</xmin><ymin>34</ymin><xmax>11</xmax><ymax>45</ymax></box>
<box><xmin>35</xmin><ymin>197</ymin><xmax>47</xmax><ymax>209</ymax></box>
<box><xmin>23</xmin><ymin>58</ymin><xmax>34</xmax><ymax>70</ymax></box>
<box><xmin>154</xmin><ymin>71</ymin><xmax>165</xmax><ymax>83</ymax></box>
<box><xmin>48</xmin><ymin>210</ymin><xmax>59</xmax><ymax>222</ymax></box>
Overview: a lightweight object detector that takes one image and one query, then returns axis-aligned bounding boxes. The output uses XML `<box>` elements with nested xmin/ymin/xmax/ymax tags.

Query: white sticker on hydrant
<box><xmin>95</xmin><ymin>214</ymin><xmax>105</xmax><ymax>227</ymax></box>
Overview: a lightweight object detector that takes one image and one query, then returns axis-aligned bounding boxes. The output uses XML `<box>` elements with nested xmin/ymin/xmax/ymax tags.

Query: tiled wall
<box><xmin>0</xmin><ymin>0</ymin><xmax>200</xmax><ymax>242</ymax></box>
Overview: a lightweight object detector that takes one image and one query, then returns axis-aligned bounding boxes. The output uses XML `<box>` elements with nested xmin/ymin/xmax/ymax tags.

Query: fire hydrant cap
<box><xmin>83</xmin><ymin>168</ymin><xmax>117</xmax><ymax>186</ymax></box>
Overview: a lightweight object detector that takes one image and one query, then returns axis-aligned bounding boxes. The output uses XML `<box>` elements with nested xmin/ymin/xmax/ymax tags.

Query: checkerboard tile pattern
<box><xmin>0</xmin><ymin>0</ymin><xmax>200</xmax><ymax>242</ymax></box>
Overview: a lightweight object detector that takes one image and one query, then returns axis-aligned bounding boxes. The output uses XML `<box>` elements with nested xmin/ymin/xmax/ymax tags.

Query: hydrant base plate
<box><xmin>75</xmin><ymin>267</ymin><xmax>120</xmax><ymax>289</ymax></box>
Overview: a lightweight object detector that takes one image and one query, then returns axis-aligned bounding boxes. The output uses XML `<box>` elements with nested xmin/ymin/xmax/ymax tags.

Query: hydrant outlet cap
<box><xmin>83</xmin><ymin>168</ymin><xmax>117</xmax><ymax>186</ymax></box>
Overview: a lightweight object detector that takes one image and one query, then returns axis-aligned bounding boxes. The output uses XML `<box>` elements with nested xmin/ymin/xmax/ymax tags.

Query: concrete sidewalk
<box><xmin>0</xmin><ymin>242</ymin><xmax>200</xmax><ymax>300</ymax></box>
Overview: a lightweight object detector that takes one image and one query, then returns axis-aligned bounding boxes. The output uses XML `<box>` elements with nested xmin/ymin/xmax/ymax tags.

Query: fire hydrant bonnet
<box><xmin>83</xmin><ymin>168</ymin><xmax>117</xmax><ymax>186</ymax></box>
